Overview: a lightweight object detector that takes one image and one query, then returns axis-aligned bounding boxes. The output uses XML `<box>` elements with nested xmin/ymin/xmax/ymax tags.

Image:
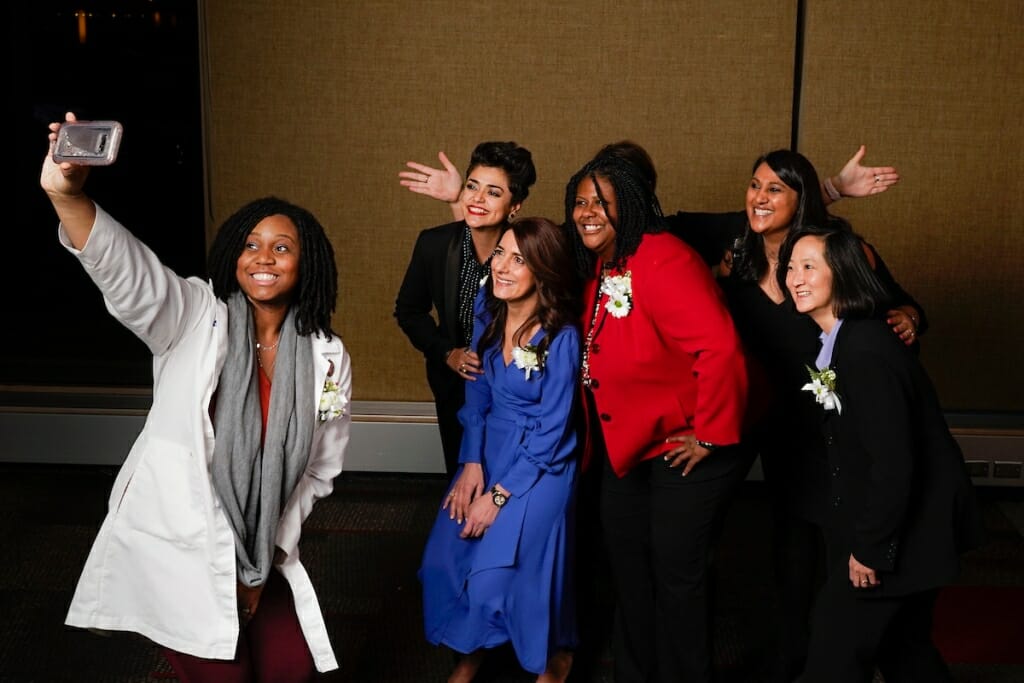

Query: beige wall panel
<box><xmin>800</xmin><ymin>1</ymin><xmax>1024</xmax><ymax>410</ymax></box>
<box><xmin>201</xmin><ymin>1</ymin><xmax>795</xmax><ymax>401</ymax></box>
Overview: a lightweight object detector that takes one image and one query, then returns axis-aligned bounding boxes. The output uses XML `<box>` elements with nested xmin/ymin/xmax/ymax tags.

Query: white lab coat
<box><xmin>62</xmin><ymin>205</ymin><xmax>351</xmax><ymax>672</ymax></box>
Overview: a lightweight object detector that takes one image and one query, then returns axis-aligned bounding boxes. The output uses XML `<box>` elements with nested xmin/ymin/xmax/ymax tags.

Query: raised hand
<box><xmin>832</xmin><ymin>144</ymin><xmax>900</xmax><ymax>198</ymax></box>
<box><xmin>41</xmin><ymin>112</ymin><xmax>90</xmax><ymax>199</ymax></box>
<box><xmin>399</xmin><ymin>151</ymin><xmax>463</xmax><ymax>203</ymax></box>
<box><xmin>41</xmin><ymin>112</ymin><xmax>97</xmax><ymax>249</ymax></box>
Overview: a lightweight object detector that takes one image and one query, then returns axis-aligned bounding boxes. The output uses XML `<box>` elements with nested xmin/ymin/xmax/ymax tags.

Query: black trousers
<box><xmin>766</xmin><ymin>503</ymin><xmax>826</xmax><ymax>681</ymax></box>
<box><xmin>802</xmin><ymin>576</ymin><xmax>951</xmax><ymax>683</ymax></box>
<box><xmin>428</xmin><ymin>367</ymin><xmax>465</xmax><ymax>477</ymax></box>
<box><xmin>599</xmin><ymin>445</ymin><xmax>753</xmax><ymax>683</ymax></box>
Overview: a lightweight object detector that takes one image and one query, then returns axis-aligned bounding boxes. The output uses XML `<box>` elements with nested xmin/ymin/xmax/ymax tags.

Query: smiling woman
<box><xmin>41</xmin><ymin>113</ymin><xmax>352</xmax><ymax>682</ymax></box>
<box><xmin>719</xmin><ymin>148</ymin><xmax>930</xmax><ymax>680</ymax></box>
<box><xmin>235</xmin><ymin>215</ymin><xmax>302</xmax><ymax>308</ymax></box>
<box><xmin>418</xmin><ymin>216</ymin><xmax>581</xmax><ymax>683</ymax></box>
<box><xmin>565</xmin><ymin>153</ymin><xmax>752</xmax><ymax>683</ymax></box>
<box><xmin>777</xmin><ymin>224</ymin><xmax>981</xmax><ymax>683</ymax></box>
<box><xmin>394</xmin><ymin>141</ymin><xmax>536</xmax><ymax>477</ymax></box>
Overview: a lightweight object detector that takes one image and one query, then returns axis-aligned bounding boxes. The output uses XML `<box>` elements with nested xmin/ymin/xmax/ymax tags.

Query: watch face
<box><xmin>492</xmin><ymin>491</ymin><xmax>508</xmax><ymax>507</ymax></box>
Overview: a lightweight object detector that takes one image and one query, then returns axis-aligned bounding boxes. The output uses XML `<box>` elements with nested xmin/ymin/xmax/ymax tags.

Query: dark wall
<box><xmin>4</xmin><ymin>1</ymin><xmax>205</xmax><ymax>387</ymax></box>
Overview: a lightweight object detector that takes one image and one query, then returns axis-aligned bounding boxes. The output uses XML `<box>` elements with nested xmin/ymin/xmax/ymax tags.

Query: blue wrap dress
<box><xmin>419</xmin><ymin>307</ymin><xmax>581</xmax><ymax>674</ymax></box>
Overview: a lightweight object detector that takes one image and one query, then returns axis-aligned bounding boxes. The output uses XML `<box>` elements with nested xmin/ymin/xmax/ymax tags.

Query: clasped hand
<box><xmin>443</xmin><ymin>463</ymin><xmax>498</xmax><ymax>538</ymax></box>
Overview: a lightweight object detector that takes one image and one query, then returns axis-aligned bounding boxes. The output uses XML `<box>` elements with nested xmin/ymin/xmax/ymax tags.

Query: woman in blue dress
<box><xmin>419</xmin><ymin>216</ymin><xmax>582</xmax><ymax>683</ymax></box>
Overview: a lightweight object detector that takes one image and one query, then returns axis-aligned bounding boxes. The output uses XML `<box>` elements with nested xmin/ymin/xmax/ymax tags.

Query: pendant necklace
<box><xmin>255</xmin><ymin>339</ymin><xmax>279</xmax><ymax>371</ymax></box>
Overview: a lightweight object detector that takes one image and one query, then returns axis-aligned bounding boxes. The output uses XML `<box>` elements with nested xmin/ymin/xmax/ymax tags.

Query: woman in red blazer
<box><xmin>564</xmin><ymin>154</ymin><xmax>752</xmax><ymax>683</ymax></box>
<box><xmin>780</xmin><ymin>224</ymin><xmax>982</xmax><ymax>683</ymax></box>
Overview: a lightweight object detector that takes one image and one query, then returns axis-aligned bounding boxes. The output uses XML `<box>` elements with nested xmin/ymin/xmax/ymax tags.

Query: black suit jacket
<box><xmin>394</xmin><ymin>221</ymin><xmax>465</xmax><ymax>400</ymax></box>
<box><xmin>819</xmin><ymin>318</ymin><xmax>982</xmax><ymax>597</ymax></box>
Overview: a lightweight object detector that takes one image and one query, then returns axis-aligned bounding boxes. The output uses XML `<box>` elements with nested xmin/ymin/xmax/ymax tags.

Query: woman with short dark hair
<box><xmin>395</xmin><ymin>141</ymin><xmax>536</xmax><ymax>476</ymax></box>
<box><xmin>779</xmin><ymin>223</ymin><xmax>981</xmax><ymax>683</ymax></box>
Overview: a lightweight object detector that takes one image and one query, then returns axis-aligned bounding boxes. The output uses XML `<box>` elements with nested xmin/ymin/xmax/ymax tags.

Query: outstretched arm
<box><xmin>398</xmin><ymin>151</ymin><xmax>465</xmax><ymax>221</ymax></box>
<box><xmin>823</xmin><ymin>145</ymin><xmax>900</xmax><ymax>205</ymax></box>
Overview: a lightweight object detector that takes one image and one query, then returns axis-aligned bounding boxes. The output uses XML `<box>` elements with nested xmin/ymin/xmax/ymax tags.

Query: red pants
<box><xmin>162</xmin><ymin>569</ymin><xmax>317</xmax><ymax>683</ymax></box>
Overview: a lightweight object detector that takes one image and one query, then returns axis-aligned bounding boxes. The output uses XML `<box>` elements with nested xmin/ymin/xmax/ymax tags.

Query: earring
<box><xmin>508</xmin><ymin>211</ymin><xmax>517</xmax><ymax>222</ymax></box>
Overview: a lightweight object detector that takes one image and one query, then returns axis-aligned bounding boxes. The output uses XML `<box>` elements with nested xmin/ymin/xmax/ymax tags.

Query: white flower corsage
<box><xmin>601</xmin><ymin>271</ymin><xmax>632</xmax><ymax>318</ymax></box>
<box><xmin>802</xmin><ymin>366</ymin><xmax>842</xmax><ymax>414</ymax></box>
<box><xmin>511</xmin><ymin>344</ymin><xmax>547</xmax><ymax>380</ymax></box>
<box><xmin>318</xmin><ymin>379</ymin><xmax>347</xmax><ymax>422</ymax></box>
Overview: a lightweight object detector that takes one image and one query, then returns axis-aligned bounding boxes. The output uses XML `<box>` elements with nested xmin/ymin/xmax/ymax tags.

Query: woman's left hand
<box><xmin>237</xmin><ymin>580</ymin><xmax>266</xmax><ymax>625</ymax></box>
<box><xmin>886</xmin><ymin>306</ymin><xmax>919</xmax><ymax>346</ymax></box>
<box><xmin>459</xmin><ymin>493</ymin><xmax>499</xmax><ymax>539</ymax></box>
<box><xmin>849</xmin><ymin>554</ymin><xmax>880</xmax><ymax>589</ymax></box>
<box><xmin>663</xmin><ymin>434</ymin><xmax>712</xmax><ymax>477</ymax></box>
<box><xmin>832</xmin><ymin>145</ymin><xmax>900</xmax><ymax>198</ymax></box>
<box><xmin>444</xmin><ymin>463</ymin><xmax>484</xmax><ymax>524</ymax></box>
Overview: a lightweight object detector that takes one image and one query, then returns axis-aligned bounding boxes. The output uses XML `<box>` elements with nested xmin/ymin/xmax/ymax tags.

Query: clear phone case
<box><xmin>52</xmin><ymin>121</ymin><xmax>123</xmax><ymax>166</ymax></box>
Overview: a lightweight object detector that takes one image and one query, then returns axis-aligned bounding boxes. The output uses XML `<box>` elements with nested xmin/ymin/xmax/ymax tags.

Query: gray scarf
<box><xmin>211</xmin><ymin>292</ymin><xmax>315</xmax><ymax>587</ymax></box>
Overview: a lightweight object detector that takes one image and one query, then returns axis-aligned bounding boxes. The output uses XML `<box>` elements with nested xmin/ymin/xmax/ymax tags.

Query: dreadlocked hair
<box><xmin>476</xmin><ymin>217</ymin><xmax>581</xmax><ymax>369</ymax></box>
<box><xmin>207</xmin><ymin>196</ymin><xmax>338</xmax><ymax>337</ymax></box>
<box><xmin>563</xmin><ymin>154</ymin><xmax>665</xmax><ymax>278</ymax></box>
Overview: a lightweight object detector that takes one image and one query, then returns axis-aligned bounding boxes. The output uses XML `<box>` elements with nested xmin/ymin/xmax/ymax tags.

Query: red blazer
<box><xmin>581</xmin><ymin>232</ymin><xmax>749</xmax><ymax>477</ymax></box>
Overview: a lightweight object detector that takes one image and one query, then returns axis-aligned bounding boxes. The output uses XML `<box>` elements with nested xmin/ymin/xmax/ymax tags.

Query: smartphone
<box><xmin>52</xmin><ymin>121</ymin><xmax>123</xmax><ymax>166</ymax></box>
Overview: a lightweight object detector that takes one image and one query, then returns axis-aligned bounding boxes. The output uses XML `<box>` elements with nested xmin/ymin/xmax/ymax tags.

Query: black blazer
<box><xmin>820</xmin><ymin>318</ymin><xmax>982</xmax><ymax>597</ymax></box>
<box><xmin>394</xmin><ymin>221</ymin><xmax>464</xmax><ymax>394</ymax></box>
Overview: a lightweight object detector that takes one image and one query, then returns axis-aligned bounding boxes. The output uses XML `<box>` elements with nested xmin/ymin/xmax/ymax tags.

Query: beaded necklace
<box><xmin>580</xmin><ymin>267</ymin><xmax>609</xmax><ymax>388</ymax></box>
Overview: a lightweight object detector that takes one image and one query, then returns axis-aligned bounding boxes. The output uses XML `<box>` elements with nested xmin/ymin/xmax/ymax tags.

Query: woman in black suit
<box><xmin>779</xmin><ymin>224</ymin><xmax>982</xmax><ymax>683</ymax></box>
<box><xmin>395</xmin><ymin>142</ymin><xmax>536</xmax><ymax>476</ymax></box>
<box><xmin>720</xmin><ymin>150</ymin><xmax>926</xmax><ymax>681</ymax></box>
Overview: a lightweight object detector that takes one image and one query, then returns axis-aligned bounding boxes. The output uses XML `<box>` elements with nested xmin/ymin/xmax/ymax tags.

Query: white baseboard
<box><xmin>0</xmin><ymin>401</ymin><xmax>446</xmax><ymax>474</ymax></box>
<box><xmin>1</xmin><ymin>403</ymin><xmax>1021</xmax><ymax>486</ymax></box>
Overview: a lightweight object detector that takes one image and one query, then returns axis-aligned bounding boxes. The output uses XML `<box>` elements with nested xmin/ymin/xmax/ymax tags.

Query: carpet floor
<box><xmin>0</xmin><ymin>464</ymin><xmax>1020</xmax><ymax>682</ymax></box>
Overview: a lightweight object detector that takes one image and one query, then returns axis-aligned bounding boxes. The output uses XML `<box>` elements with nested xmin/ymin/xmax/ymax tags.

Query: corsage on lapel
<box><xmin>802</xmin><ymin>366</ymin><xmax>842</xmax><ymax>414</ymax></box>
<box><xmin>318</xmin><ymin>359</ymin><xmax>346</xmax><ymax>422</ymax></box>
<box><xmin>511</xmin><ymin>344</ymin><xmax>547</xmax><ymax>380</ymax></box>
<box><xmin>600</xmin><ymin>271</ymin><xmax>632</xmax><ymax>318</ymax></box>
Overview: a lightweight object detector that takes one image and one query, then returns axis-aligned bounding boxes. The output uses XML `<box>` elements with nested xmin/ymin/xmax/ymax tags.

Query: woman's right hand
<box><xmin>444</xmin><ymin>462</ymin><xmax>484</xmax><ymax>524</ymax></box>
<box><xmin>41</xmin><ymin>112</ymin><xmax>98</xmax><ymax>249</ymax></box>
<box><xmin>41</xmin><ymin>113</ymin><xmax>90</xmax><ymax>199</ymax></box>
<box><xmin>398</xmin><ymin>151</ymin><xmax>463</xmax><ymax>203</ymax></box>
<box><xmin>447</xmin><ymin>346</ymin><xmax>483</xmax><ymax>382</ymax></box>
